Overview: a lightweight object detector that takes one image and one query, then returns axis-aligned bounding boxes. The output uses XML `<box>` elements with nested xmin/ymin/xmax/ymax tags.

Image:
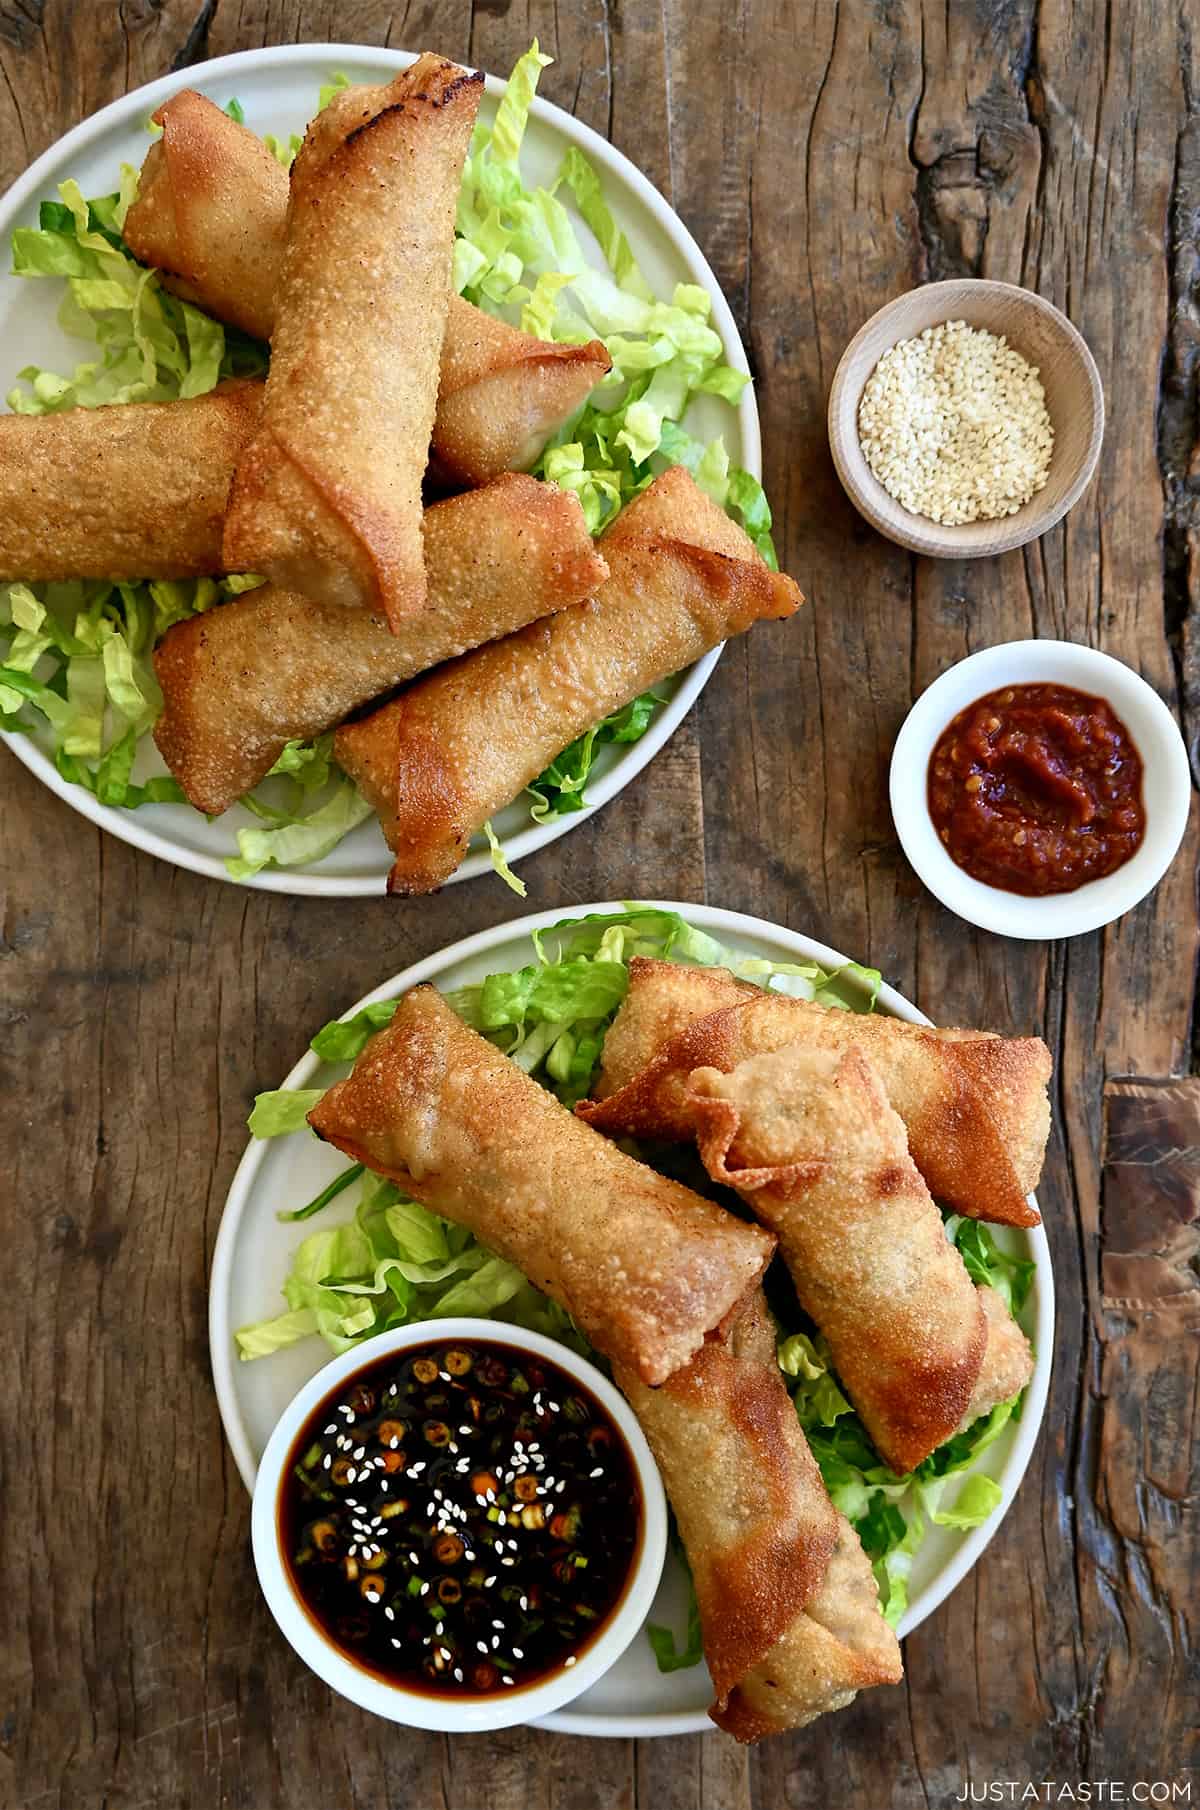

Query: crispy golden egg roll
<box><xmin>124</xmin><ymin>88</ymin><xmax>289</xmax><ymax>342</ymax></box>
<box><xmin>333</xmin><ymin>467</ymin><xmax>803</xmax><ymax>893</ymax></box>
<box><xmin>0</xmin><ymin>379</ymin><xmax>260</xmax><ymax>582</ymax></box>
<box><xmin>124</xmin><ymin>89</ymin><xmax>610</xmax><ymax>485</ymax></box>
<box><xmin>222</xmin><ymin>56</ymin><xmax>484</xmax><ymax>625</ymax></box>
<box><xmin>592</xmin><ymin>959</ymin><xmax>752</xmax><ymax>1100</ymax></box>
<box><xmin>684</xmin><ymin>1045</ymin><xmax>1034</xmax><ymax>1474</ymax></box>
<box><xmin>153</xmin><ymin>476</ymin><xmax>606</xmax><ymax>814</ymax></box>
<box><xmin>615</xmin><ymin>1290</ymin><xmax>902</xmax><ymax>1739</ymax></box>
<box><xmin>429</xmin><ymin>306</ymin><xmax>612</xmax><ymax>488</ymax></box>
<box><xmin>578</xmin><ymin>959</ymin><xmax>1050</xmax><ymax>1227</ymax></box>
<box><xmin>306</xmin><ymin>986</ymin><xmax>775</xmax><ymax>1386</ymax></box>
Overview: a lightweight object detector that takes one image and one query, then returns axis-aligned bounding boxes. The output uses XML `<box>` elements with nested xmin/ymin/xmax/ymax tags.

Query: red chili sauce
<box><xmin>926</xmin><ymin>683</ymin><xmax>1145</xmax><ymax>895</ymax></box>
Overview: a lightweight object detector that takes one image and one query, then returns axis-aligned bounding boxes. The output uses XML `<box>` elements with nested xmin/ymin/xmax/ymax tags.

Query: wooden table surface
<box><xmin>3</xmin><ymin>3</ymin><xmax>1198</xmax><ymax>1807</ymax></box>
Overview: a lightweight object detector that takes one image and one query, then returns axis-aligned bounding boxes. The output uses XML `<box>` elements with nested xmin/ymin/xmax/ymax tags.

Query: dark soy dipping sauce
<box><xmin>926</xmin><ymin>682</ymin><xmax>1146</xmax><ymax>895</ymax></box>
<box><xmin>279</xmin><ymin>1338</ymin><xmax>643</xmax><ymax>1698</ymax></box>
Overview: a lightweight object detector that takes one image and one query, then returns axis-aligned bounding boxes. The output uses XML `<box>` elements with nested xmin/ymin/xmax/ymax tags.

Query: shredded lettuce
<box><xmin>454</xmin><ymin>46</ymin><xmax>775</xmax><ymax>565</ymax></box>
<box><xmin>225</xmin><ymin>776</ymin><xmax>374</xmax><ymax>882</ymax></box>
<box><xmin>526</xmin><ymin>690</ymin><xmax>661</xmax><ymax>820</ymax></box>
<box><xmin>781</xmin><ymin>1214</ymin><xmax>1030</xmax><ymax>1628</ymax></box>
<box><xmin>1</xmin><ymin>573</ymin><xmax>235</xmax><ymax>803</ymax></box>
<box><xmin>237</xmin><ymin>909</ymin><xmax>1036</xmax><ymax>1670</ymax></box>
<box><xmin>482</xmin><ymin>818</ymin><xmax>528</xmax><ymax>897</ymax></box>
<box><xmin>8</xmin><ymin>179</ymin><xmax>264</xmax><ymax>413</ymax></box>
<box><xmin>646</xmin><ymin>1589</ymin><xmax>703</xmax><ymax>1673</ymax></box>
<box><xmin>236</xmin><ymin>1169</ymin><xmax>586</xmax><ymax>1359</ymax></box>
<box><xmin>248</xmin><ymin>1088</ymin><xmax>327</xmax><ymax>1138</ymax></box>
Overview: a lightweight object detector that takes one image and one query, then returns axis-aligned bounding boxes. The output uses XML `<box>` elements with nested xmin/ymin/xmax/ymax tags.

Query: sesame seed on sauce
<box><xmin>279</xmin><ymin>1339</ymin><xmax>642</xmax><ymax>1698</ymax></box>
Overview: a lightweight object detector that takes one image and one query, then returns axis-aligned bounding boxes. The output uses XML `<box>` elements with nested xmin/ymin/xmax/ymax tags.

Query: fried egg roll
<box><xmin>615</xmin><ymin>1289</ymin><xmax>902</xmax><ymax>1739</ymax></box>
<box><xmin>0</xmin><ymin>379</ymin><xmax>260</xmax><ymax>582</ymax></box>
<box><xmin>153</xmin><ymin>476</ymin><xmax>606</xmax><ymax>814</ymax></box>
<box><xmin>222</xmin><ymin>57</ymin><xmax>484</xmax><ymax>625</ymax></box>
<box><xmin>333</xmin><ymin>466</ymin><xmax>803</xmax><ymax>893</ymax></box>
<box><xmin>124</xmin><ymin>87</ymin><xmax>288</xmax><ymax>342</ymax></box>
<box><xmin>578</xmin><ymin>959</ymin><xmax>1050</xmax><ymax>1227</ymax></box>
<box><xmin>684</xmin><ymin>1046</ymin><xmax>1034</xmax><ymax>1474</ymax></box>
<box><xmin>430</xmin><ymin>307</ymin><xmax>612</xmax><ymax>488</ymax></box>
<box><xmin>124</xmin><ymin>89</ymin><xmax>610</xmax><ymax>485</ymax></box>
<box><xmin>306</xmin><ymin>986</ymin><xmax>775</xmax><ymax>1387</ymax></box>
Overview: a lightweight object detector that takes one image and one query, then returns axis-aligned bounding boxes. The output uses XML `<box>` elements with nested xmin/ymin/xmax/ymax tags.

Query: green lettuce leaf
<box><xmin>646</xmin><ymin>1588</ymin><xmax>703</xmax><ymax>1673</ymax></box>
<box><xmin>946</xmin><ymin>1216</ymin><xmax>1036</xmax><ymax>1315</ymax></box>
<box><xmin>8</xmin><ymin>177</ymin><xmax>265</xmax><ymax>414</ymax></box>
<box><xmin>248</xmin><ymin>1088</ymin><xmax>326</xmax><ymax>1138</ymax></box>
<box><xmin>225</xmin><ymin>776</ymin><xmax>374</xmax><ymax>881</ymax></box>
<box><xmin>235</xmin><ymin>1168</ymin><xmax>568</xmax><ymax>1359</ymax></box>
<box><xmin>482</xmin><ymin>818</ymin><xmax>528</xmax><ymax>897</ymax></box>
<box><xmin>310</xmin><ymin>1000</ymin><xmax>399</xmax><ymax>1064</ymax></box>
<box><xmin>787</xmin><ymin>1327</ymin><xmax>1025</xmax><ymax>1625</ymax></box>
<box><xmin>526</xmin><ymin>691</ymin><xmax>662</xmax><ymax>821</ymax></box>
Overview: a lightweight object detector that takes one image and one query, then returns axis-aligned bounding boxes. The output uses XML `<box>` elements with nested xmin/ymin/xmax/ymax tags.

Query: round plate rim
<box><xmin>208</xmin><ymin>897</ymin><xmax>1054</xmax><ymax>1738</ymax></box>
<box><xmin>0</xmin><ymin>44</ymin><xmax>759</xmax><ymax>895</ymax></box>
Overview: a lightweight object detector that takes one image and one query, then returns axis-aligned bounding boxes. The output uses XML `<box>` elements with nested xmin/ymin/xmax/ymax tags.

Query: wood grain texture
<box><xmin>0</xmin><ymin>2</ymin><xmax>1196</xmax><ymax>1808</ymax></box>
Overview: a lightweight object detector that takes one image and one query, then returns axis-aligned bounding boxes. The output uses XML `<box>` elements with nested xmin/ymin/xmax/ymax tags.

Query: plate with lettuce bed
<box><xmin>209</xmin><ymin>901</ymin><xmax>1053</xmax><ymax>1737</ymax></box>
<box><xmin>0</xmin><ymin>44</ymin><xmax>766</xmax><ymax>895</ymax></box>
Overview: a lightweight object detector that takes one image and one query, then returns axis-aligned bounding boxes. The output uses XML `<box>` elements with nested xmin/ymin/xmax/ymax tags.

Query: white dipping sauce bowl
<box><xmin>251</xmin><ymin>1318</ymin><xmax>668</xmax><ymax>1731</ymax></box>
<box><xmin>890</xmin><ymin>640</ymin><xmax>1191</xmax><ymax>939</ymax></box>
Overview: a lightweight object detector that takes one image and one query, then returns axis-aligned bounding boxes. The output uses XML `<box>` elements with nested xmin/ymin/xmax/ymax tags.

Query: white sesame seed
<box><xmin>857</xmin><ymin>320</ymin><xmax>1053</xmax><ymax>524</ymax></box>
<box><xmin>564</xmin><ymin>1656</ymin><xmax>576</xmax><ymax>1667</ymax></box>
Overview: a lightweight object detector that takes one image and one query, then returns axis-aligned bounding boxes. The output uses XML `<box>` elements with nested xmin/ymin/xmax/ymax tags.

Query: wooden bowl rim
<box><xmin>827</xmin><ymin>278</ymin><xmax>1105</xmax><ymax>559</ymax></box>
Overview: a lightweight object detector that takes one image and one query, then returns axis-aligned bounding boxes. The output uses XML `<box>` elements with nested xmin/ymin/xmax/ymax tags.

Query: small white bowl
<box><xmin>250</xmin><ymin>1317</ymin><xmax>667</xmax><ymax>1732</ymax></box>
<box><xmin>890</xmin><ymin>640</ymin><xmax>1191</xmax><ymax>939</ymax></box>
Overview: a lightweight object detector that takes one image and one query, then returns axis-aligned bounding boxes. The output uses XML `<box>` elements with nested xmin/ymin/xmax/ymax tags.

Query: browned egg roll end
<box><xmin>580</xmin><ymin>965</ymin><xmax>1049</xmax><ymax>1227</ymax></box>
<box><xmin>590</xmin><ymin>956</ymin><xmax>756</xmax><ymax>1101</ymax></box>
<box><xmin>616</xmin><ymin>1288</ymin><xmax>902</xmax><ymax>1739</ymax></box>
<box><xmin>432</xmin><ymin>301</ymin><xmax>613</xmax><ymax>487</ymax></box>
<box><xmin>123</xmin><ymin>89</ymin><xmax>287</xmax><ymax>342</ymax></box>
<box><xmin>710</xmin><ymin>1516</ymin><xmax>904</xmax><ymax>1740</ymax></box>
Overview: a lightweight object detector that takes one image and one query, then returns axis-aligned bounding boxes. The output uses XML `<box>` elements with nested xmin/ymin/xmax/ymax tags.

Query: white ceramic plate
<box><xmin>0</xmin><ymin>46</ymin><xmax>760</xmax><ymax>896</ymax></box>
<box><xmin>209</xmin><ymin>900</ymin><xmax>1054</xmax><ymax>1737</ymax></box>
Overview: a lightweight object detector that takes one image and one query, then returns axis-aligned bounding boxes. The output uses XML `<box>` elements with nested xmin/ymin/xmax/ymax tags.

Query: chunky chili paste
<box><xmin>279</xmin><ymin>1338</ymin><xmax>641</xmax><ymax>1697</ymax></box>
<box><xmin>926</xmin><ymin>682</ymin><xmax>1145</xmax><ymax>895</ymax></box>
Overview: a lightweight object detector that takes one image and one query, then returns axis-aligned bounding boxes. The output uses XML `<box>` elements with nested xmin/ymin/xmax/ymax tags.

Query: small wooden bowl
<box><xmin>827</xmin><ymin>279</ymin><xmax>1104</xmax><ymax>558</ymax></box>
